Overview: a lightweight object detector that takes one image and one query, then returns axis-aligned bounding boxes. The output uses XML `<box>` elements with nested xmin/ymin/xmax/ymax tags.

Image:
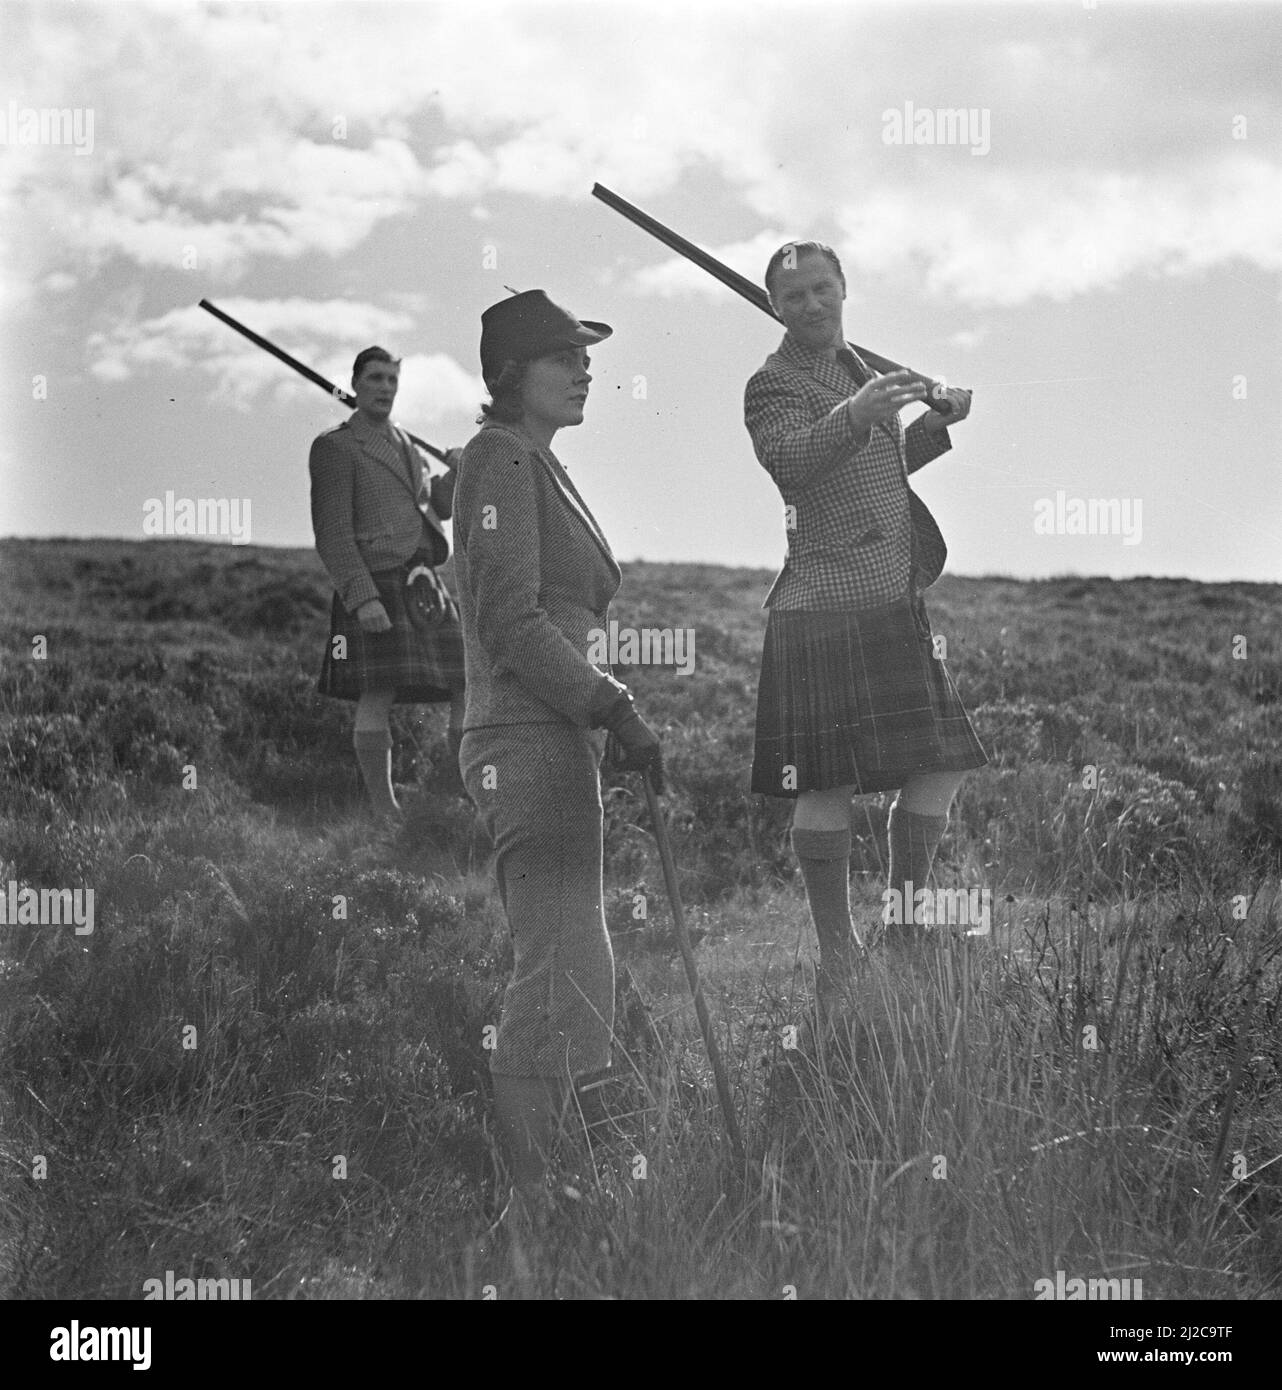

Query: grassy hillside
<box><xmin>1</xmin><ymin>537</ymin><xmax>1280</xmax><ymax>1299</ymax></box>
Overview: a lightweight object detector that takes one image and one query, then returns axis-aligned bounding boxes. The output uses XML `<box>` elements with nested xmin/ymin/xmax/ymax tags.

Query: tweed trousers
<box><xmin>460</xmin><ymin>722</ymin><xmax>614</xmax><ymax>1080</ymax></box>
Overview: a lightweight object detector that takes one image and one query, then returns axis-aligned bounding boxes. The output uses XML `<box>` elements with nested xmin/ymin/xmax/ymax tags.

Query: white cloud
<box><xmin>835</xmin><ymin>155</ymin><xmax>1282</xmax><ymax>307</ymax></box>
<box><xmin>85</xmin><ymin>297</ymin><xmax>481</xmax><ymax>414</ymax></box>
<box><xmin>629</xmin><ymin>230</ymin><xmax>788</xmax><ymax>300</ymax></box>
<box><xmin>2</xmin><ymin>2</ymin><xmax>783</xmax><ymax>303</ymax></box>
<box><xmin>627</xmin><ymin>152</ymin><xmax>1282</xmax><ymax>310</ymax></box>
<box><xmin>1</xmin><ymin>4</ymin><xmax>439</xmax><ymax>303</ymax></box>
<box><xmin>4</xmin><ymin>0</ymin><xmax>1280</xmax><ymax>321</ymax></box>
<box><xmin>393</xmin><ymin>353</ymin><xmax>485</xmax><ymax>430</ymax></box>
<box><xmin>424</xmin><ymin>140</ymin><xmax>496</xmax><ymax>201</ymax></box>
<box><xmin>46</xmin><ymin>136</ymin><xmax>427</xmax><ymax>278</ymax></box>
<box><xmin>948</xmin><ymin>327</ymin><xmax>989</xmax><ymax>351</ymax></box>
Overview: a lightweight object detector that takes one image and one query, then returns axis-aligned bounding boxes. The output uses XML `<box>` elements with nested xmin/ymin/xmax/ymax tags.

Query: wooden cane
<box><xmin>642</xmin><ymin>769</ymin><xmax>747</xmax><ymax>1172</ymax></box>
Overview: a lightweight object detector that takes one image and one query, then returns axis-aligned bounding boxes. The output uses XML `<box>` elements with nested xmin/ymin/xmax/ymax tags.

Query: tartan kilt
<box><xmin>317</xmin><ymin>561</ymin><xmax>465</xmax><ymax>704</ymax></box>
<box><xmin>751</xmin><ymin>591</ymin><xmax>987</xmax><ymax>798</ymax></box>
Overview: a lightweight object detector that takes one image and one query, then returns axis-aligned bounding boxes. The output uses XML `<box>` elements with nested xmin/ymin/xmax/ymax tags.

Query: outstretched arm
<box><xmin>745</xmin><ymin>370</ymin><xmax>870</xmax><ymax>495</ymax></box>
<box><xmin>908</xmin><ymin>387</ymin><xmax>969</xmax><ymax>473</ymax></box>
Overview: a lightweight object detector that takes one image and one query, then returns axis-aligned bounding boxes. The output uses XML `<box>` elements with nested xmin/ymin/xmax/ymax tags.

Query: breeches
<box><xmin>460</xmin><ymin>723</ymin><xmax>614</xmax><ymax>1080</ymax></box>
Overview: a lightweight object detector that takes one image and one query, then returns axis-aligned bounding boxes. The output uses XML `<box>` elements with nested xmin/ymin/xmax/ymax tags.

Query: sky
<box><xmin>2</xmin><ymin>0</ymin><xmax>1279</xmax><ymax>584</ymax></box>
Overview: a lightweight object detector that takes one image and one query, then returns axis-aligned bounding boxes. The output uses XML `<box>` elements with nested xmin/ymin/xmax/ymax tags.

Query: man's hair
<box><xmin>764</xmin><ymin>241</ymin><xmax>846</xmax><ymax>301</ymax></box>
<box><xmin>476</xmin><ymin>358</ymin><xmax>531</xmax><ymax>426</ymax></box>
<box><xmin>352</xmin><ymin>345</ymin><xmax>401</xmax><ymax>386</ymax></box>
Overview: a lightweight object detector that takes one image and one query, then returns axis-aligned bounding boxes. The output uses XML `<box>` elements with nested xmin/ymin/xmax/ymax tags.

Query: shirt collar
<box><xmin>348</xmin><ymin>411</ymin><xmax>400</xmax><ymax>444</ymax></box>
<box><xmin>779</xmin><ymin>331</ymin><xmax>871</xmax><ymax>385</ymax></box>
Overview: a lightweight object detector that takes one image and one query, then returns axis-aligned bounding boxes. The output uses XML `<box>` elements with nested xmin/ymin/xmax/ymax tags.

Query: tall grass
<box><xmin>1</xmin><ymin>540</ymin><xmax>1279</xmax><ymax>1297</ymax></box>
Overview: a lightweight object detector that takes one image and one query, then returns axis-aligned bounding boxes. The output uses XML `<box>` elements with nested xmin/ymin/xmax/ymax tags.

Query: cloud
<box><xmin>948</xmin><ymin>326</ymin><xmax>989</xmax><ymax>351</ymax></box>
<box><xmin>4</xmin><ymin>0</ymin><xmax>1280</xmax><ymax>322</ymax></box>
<box><xmin>85</xmin><ymin>297</ymin><xmax>478</xmax><ymax>414</ymax></box>
<box><xmin>393</xmin><ymin>353</ymin><xmax>485</xmax><ymax>431</ymax></box>
<box><xmin>834</xmin><ymin>154</ymin><xmax>1282</xmax><ymax>307</ymax></box>
<box><xmin>3</xmin><ymin>2</ymin><xmax>784</xmax><ymax>304</ymax></box>
<box><xmin>629</xmin><ymin>230</ymin><xmax>787</xmax><ymax>300</ymax></box>
<box><xmin>1</xmin><ymin>3</ymin><xmax>439</xmax><ymax>306</ymax></box>
<box><xmin>36</xmin><ymin>135</ymin><xmax>427</xmax><ymax>278</ymax></box>
<box><xmin>624</xmin><ymin>154</ymin><xmax>1282</xmax><ymax>310</ymax></box>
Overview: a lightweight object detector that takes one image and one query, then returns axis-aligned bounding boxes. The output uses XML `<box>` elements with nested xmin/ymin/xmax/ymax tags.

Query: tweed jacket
<box><xmin>744</xmin><ymin>332</ymin><xmax>952</xmax><ymax>611</ymax></box>
<box><xmin>309</xmin><ymin>412</ymin><xmax>455</xmax><ymax>614</ymax></box>
<box><xmin>453</xmin><ymin>421</ymin><xmax>624</xmax><ymax>730</ymax></box>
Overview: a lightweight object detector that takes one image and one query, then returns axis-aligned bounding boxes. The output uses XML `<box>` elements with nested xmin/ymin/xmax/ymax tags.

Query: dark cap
<box><xmin>480</xmin><ymin>290</ymin><xmax>612</xmax><ymax>383</ymax></box>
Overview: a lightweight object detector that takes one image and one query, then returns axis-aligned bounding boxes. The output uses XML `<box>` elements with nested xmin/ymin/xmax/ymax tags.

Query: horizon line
<box><xmin>1</xmin><ymin>534</ymin><xmax>1278</xmax><ymax>589</ymax></box>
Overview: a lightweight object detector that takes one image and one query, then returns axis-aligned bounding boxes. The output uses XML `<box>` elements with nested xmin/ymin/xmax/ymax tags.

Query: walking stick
<box><xmin>641</xmin><ymin>769</ymin><xmax>747</xmax><ymax>1172</ymax></box>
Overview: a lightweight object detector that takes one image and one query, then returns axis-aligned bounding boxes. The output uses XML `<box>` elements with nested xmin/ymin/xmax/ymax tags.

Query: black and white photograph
<box><xmin>0</xmin><ymin>0</ymin><xmax>1278</xmax><ymax>1339</ymax></box>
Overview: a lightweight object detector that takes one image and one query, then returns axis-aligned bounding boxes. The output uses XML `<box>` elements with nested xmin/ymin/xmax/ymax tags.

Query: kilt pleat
<box><xmin>317</xmin><ymin>561</ymin><xmax>465</xmax><ymax>704</ymax></box>
<box><xmin>751</xmin><ymin>593</ymin><xmax>987</xmax><ymax>797</ymax></box>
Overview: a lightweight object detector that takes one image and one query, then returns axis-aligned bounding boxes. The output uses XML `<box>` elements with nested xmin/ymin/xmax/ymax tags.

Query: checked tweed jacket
<box><xmin>453</xmin><ymin>421</ymin><xmax>624</xmax><ymax>730</ymax></box>
<box><xmin>308</xmin><ymin>412</ymin><xmax>456</xmax><ymax>614</ymax></box>
<box><xmin>744</xmin><ymin>332</ymin><xmax>953</xmax><ymax>611</ymax></box>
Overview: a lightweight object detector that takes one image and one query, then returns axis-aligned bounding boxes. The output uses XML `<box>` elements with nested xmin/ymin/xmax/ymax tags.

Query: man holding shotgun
<box><xmin>589</xmin><ymin>188</ymin><xmax>988</xmax><ymax>1014</ymax></box>
<box><xmin>310</xmin><ymin>346</ymin><xmax>466</xmax><ymax>821</ymax></box>
<box><xmin>744</xmin><ymin>242</ymin><xmax>987</xmax><ymax>1008</ymax></box>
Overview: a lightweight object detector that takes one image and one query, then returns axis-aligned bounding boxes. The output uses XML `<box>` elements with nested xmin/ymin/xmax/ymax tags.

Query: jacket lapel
<box><xmin>779</xmin><ymin>335</ymin><xmax>898</xmax><ymax>454</ymax></box>
<box><xmin>535</xmin><ymin>448</ymin><xmax>619</xmax><ymax>577</ymax></box>
<box><xmin>348</xmin><ymin>414</ymin><xmax>419</xmax><ymax>500</ymax></box>
<box><xmin>479</xmin><ymin>423</ymin><xmax>616</xmax><ymax>570</ymax></box>
<box><xmin>776</xmin><ymin>333</ymin><xmax>947</xmax><ymax>587</ymax></box>
<box><xmin>812</xmin><ymin>348</ymin><xmax>862</xmax><ymax>400</ymax></box>
<box><xmin>393</xmin><ymin>424</ymin><xmax>451</xmax><ymax>548</ymax></box>
<box><xmin>471</xmin><ymin>423</ymin><xmax>618</xmax><ymax>580</ymax></box>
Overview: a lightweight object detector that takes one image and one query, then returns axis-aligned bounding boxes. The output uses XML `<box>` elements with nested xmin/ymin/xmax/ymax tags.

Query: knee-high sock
<box><xmin>887</xmin><ymin>800</ymin><xmax>948</xmax><ymax>927</ymax></box>
<box><xmin>791</xmin><ymin>826</ymin><xmax>858</xmax><ymax>982</ymax></box>
<box><xmin>353</xmin><ymin>728</ymin><xmax>399</xmax><ymax>817</ymax></box>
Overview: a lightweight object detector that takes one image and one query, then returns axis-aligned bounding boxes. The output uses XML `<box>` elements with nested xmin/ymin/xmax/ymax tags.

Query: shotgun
<box><xmin>197</xmin><ymin>298</ymin><xmax>449</xmax><ymax>461</ymax></box>
<box><xmin>590</xmin><ymin>183</ymin><xmax>960</xmax><ymax>415</ymax></box>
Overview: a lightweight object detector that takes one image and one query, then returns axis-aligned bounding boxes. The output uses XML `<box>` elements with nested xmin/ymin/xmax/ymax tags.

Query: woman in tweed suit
<box><xmin>309</xmin><ymin>346</ymin><xmax>465</xmax><ymax>820</ymax></box>
<box><xmin>453</xmin><ymin>291</ymin><xmax>663</xmax><ymax>1201</ymax></box>
<box><xmin>744</xmin><ymin>242</ymin><xmax>987</xmax><ymax>1008</ymax></box>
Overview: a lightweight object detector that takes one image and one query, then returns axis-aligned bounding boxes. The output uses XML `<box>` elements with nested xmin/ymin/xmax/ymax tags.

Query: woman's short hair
<box><xmin>351</xmin><ymin>345</ymin><xmax>400</xmax><ymax>386</ymax></box>
<box><xmin>764</xmin><ymin>241</ymin><xmax>846</xmax><ymax>301</ymax></box>
<box><xmin>477</xmin><ymin>358</ymin><xmax>531</xmax><ymax>425</ymax></box>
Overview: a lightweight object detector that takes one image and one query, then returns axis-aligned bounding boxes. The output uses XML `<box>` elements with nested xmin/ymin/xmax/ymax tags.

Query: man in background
<box><xmin>309</xmin><ymin>346</ymin><xmax>465</xmax><ymax>820</ymax></box>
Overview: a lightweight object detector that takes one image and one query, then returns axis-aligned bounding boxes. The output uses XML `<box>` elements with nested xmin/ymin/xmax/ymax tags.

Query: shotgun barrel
<box><xmin>197</xmin><ymin>299</ymin><xmax>448</xmax><ymax>461</ymax></box>
<box><xmin>590</xmin><ymin>183</ymin><xmax>958</xmax><ymax>414</ymax></box>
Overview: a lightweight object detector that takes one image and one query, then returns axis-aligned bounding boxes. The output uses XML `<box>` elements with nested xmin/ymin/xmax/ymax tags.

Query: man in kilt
<box><xmin>745</xmin><ymin>242</ymin><xmax>987</xmax><ymax>1004</ymax></box>
<box><xmin>310</xmin><ymin>346</ymin><xmax>466</xmax><ymax>820</ymax></box>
